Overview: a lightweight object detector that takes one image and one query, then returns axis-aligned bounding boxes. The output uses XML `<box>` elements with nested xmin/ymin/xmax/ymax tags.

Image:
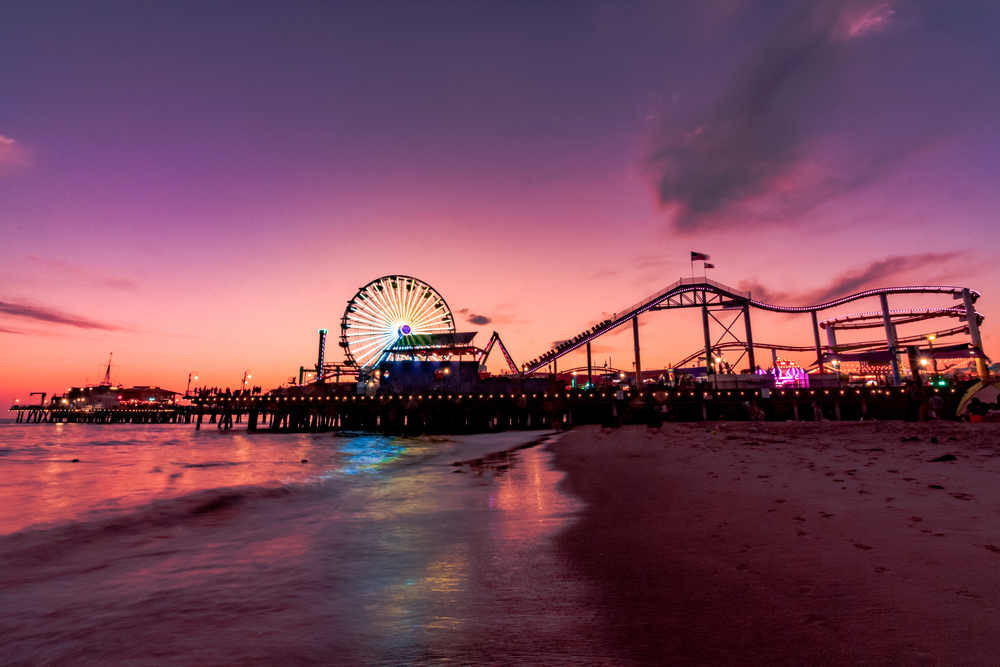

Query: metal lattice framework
<box><xmin>818</xmin><ymin>308</ymin><xmax>983</xmax><ymax>331</ymax></box>
<box><xmin>523</xmin><ymin>277</ymin><xmax>983</xmax><ymax>375</ymax></box>
<box><xmin>340</xmin><ymin>276</ymin><xmax>455</xmax><ymax>370</ymax></box>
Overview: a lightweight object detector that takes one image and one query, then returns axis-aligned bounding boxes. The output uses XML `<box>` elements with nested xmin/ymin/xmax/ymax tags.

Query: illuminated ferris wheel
<box><xmin>340</xmin><ymin>275</ymin><xmax>456</xmax><ymax>369</ymax></box>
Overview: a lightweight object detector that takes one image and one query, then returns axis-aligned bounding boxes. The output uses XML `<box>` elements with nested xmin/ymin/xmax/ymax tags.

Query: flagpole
<box><xmin>691</xmin><ymin>252</ymin><xmax>710</xmax><ymax>280</ymax></box>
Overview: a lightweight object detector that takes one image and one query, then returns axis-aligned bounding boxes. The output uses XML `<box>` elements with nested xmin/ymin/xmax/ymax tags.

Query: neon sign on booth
<box><xmin>757</xmin><ymin>358</ymin><xmax>807</xmax><ymax>386</ymax></box>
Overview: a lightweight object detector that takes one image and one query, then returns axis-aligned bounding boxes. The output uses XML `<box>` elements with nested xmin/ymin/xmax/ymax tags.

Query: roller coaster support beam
<box><xmin>586</xmin><ymin>342</ymin><xmax>592</xmax><ymax>388</ymax></box>
<box><xmin>632</xmin><ymin>316</ymin><xmax>642</xmax><ymax>390</ymax></box>
<box><xmin>880</xmin><ymin>294</ymin><xmax>902</xmax><ymax>385</ymax></box>
<box><xmin>826</xmin><ymin>325</ymin><xmax>838</xmax><ymax>350</ymax></box>
<box><xmin>702</xmin><ymin>305</ymin><xmax>713</xmax><ymax>377</ymax></box>
<box><xmin>743</xmin><ymin>304</ymin><xmax>756</xmax><ymax>372</ymax></box>
<box><xmin>963</xmin><ymin>288</ymin><xmax>989</xmax><ymax>380</ymax></box>
<box><xmin>811</xmin><ymin>311</ymin><xmax>824</xmax><ymax>373</ymax></box>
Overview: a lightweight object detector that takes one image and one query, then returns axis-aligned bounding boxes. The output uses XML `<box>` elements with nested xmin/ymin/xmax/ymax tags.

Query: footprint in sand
<box><xmin>947</xmin><ymin>589</ymin><xmax>994</xmax><ymax>609</ymax></box>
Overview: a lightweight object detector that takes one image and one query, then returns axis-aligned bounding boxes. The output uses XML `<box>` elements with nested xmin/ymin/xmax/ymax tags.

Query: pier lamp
<box><xmin>187</xmin><ymin>371</ymin><xmax>199</xmax><ymax>397</ymax></box>
<box><xmin>443</xmin><ymin>367</ymin><xmax>450</xmax><ymax>394</ymax></box>
<box><xmin>713</xmin><ymin>352</ymin><xmax>725</xmax><ymax>375</ymax></box>
<box><xmin>242</xmin><ymin>370</ymin><xmax>251</xmax><ymax>391</ymax></box>
<box><xmin>926</xmin><ymin>335</ymin><xmax>939</xmax><ymax>374</ymax></box>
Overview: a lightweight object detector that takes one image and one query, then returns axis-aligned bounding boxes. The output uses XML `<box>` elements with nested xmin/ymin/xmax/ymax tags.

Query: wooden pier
<box><xmin>9</xmin><ymin>385</ymin><xmax>964</xmax><ymax>432</ymax></box>
<box><xmin>11</xmin><ymin>405</ymin><xmax>193</xmax><ymax>424</ymax></box>
<box><xmin>183</xmin><ymin>384</ymin><xmax>964</xmax><ymax>434</ymax></box>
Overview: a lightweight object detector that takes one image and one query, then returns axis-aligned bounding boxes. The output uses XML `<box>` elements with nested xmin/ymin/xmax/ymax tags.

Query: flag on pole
<box><xmin>691</xmin><ymin>252</ymin><xmax>710</xmax><ymax>261</ymax></box>
<box><xmin>704</xmin><ymin>263</ymin><xmax>714</xmax><ymax>269</ymax></box>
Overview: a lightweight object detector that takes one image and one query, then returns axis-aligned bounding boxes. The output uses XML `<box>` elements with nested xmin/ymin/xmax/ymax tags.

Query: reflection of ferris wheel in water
<box><xmin>340</xmin><ymin>276</ymin><xmax>455</xmax><ymax>369</ymax></box>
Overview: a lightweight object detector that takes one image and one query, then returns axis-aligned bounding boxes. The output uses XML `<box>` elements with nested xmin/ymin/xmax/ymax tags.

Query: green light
<box><xmin>319</xmin><ymin>329</ymin><xmax>328</xmax><ymax>334</ymax></box>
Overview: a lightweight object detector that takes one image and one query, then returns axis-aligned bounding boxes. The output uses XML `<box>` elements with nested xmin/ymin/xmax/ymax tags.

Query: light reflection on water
<box><xmin>0</xmin><ymin>425</ymin><xmax>608</xmax><ymax>665</ymax></box>
<box><xmin>351</xmin><ymin>443</ymin><xmax>605</xmax><ymax>666</ymax></box>
<box><xmin>333</xmin><ymin>434</ymin><xmax>407</xmax><ymax>475</ymax></box>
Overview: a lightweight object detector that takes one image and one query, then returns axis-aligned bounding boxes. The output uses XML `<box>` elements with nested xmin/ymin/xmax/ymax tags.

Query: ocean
<box><xmin>0</xmin><ymin>422</ymin><xmax>610</xmax><ymax>666</ymax></box>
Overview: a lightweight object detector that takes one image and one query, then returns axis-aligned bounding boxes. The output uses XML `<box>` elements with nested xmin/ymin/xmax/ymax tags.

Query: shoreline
<box><xmin>547</xmin><ymin>422</ymin><xmax>1000</xmax><ymax>666</ymax></box>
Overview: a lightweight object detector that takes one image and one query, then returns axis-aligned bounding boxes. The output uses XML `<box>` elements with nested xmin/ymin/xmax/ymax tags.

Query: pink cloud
<box><xmin>836</xmin><ymin>2</ymin><xmax>897</xmax><ymax>41</ymax></box>
<box><xmin>0</xmin><ymin>134</ymin><xmax>29</xmax><ymax>176</ymax></box>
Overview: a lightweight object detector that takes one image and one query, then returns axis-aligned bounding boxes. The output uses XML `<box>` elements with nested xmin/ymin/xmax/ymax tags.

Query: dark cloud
<box><xmin>0</xmin><ymin>300</ymin><xmax>124</xmax><ymax>330</ymax></box>
<box><xmin>648</xmin><ymin>1</ymin><xmax>837</xmax><ymax>231</ymax></box>
<box><xmin>456</xmin><ymin>308</ymin><xmax>491</xmax><ymax>326</ymax></box>
<box><xmin>808</xmin><ymin>252</ymin><xmax>959</xmax><ymax>303</ymax></box>
<box><xmin>645</xmin><ymin>0</ymin><xmax>990</xmax><ymax>232</ymax></box>
<box><xmin>735</xmin><ymin>280</ymin><xmax>792</xmax><ymax>305</ymax></box>
<box><xmin>28</xmin><ymin>256</ymin><xmax>139</xmax><ymax>290</ymax></box>
<box><xmin>738</xmin><ymin>252</ymin><xmax>960</xmax><ymax>305</ymax></box>
<box><xmin>0</xmin><ymin>325</ymin><xmax>25</xmax><ymax>334</ymax></box>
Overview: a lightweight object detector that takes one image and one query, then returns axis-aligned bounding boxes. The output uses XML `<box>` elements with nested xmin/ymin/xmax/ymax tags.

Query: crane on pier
<box><xmin>98</xmin><ymin>353</ymin><xmax>118</xmax><ymax>387</ymax></box>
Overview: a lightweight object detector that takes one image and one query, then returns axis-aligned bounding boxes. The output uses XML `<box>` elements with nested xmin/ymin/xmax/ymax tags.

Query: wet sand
<box><xmin>549</xmin><ymin>422</ymin><xmax>1000</xmax><ymax>666</ymax></box>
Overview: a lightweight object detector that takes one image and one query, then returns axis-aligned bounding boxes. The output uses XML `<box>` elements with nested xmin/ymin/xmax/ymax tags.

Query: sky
<box><xmin>2</xmin><ymin>0</ymin><xmax>999</xmax><ymax>407</ymax></box>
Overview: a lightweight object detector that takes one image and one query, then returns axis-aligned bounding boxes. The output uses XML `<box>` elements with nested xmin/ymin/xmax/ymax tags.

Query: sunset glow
<box><xmin>3</xmin><ymin>1</ymin><xmax>998</xmax><ymax>406</ymax></box>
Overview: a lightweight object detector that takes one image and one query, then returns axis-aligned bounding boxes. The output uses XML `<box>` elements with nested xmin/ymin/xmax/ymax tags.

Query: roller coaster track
<box><xmin>818</xmin><ymin>308</ymin><xmax>983</xmax><ymax>330</ymax></box>
<box><xmin>523</xmin><ymin>278</ymin><xmax>981</xmax><ymax>375</ymax></box>
<box><xmin>671</xmin><ymin>325</ymin><xmax>974</xmax><ymax>369</ymax></box>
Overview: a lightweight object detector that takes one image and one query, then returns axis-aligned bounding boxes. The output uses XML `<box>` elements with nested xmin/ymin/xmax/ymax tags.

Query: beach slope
<box><xmin>549</xmin><ymin>422</ymin><xmax>1000</xmax><ymax>666</ymax></box>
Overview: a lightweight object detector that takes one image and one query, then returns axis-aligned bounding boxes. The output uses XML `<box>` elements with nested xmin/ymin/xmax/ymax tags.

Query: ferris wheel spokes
<box><xmin>340</xmin><ymin>275</ymin><xmax>457</xmax><ymax>369</ymax></box>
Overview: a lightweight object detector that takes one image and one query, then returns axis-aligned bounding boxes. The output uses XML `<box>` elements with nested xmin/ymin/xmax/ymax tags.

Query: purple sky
<box><xmin>2</xmin><ymin>0</ymin><xmax>999</xmax><ymax>401</ymax></box>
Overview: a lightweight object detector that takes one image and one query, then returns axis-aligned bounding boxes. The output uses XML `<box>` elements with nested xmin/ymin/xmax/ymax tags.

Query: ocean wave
<box><xmin>0</xmin><ymin>481</ymin><xmax>332</xmax><ymax>569</ymax></box>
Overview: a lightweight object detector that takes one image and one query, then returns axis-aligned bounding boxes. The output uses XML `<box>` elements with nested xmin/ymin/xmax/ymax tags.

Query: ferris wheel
<box><xmin>340</xmin><ymin>275</ymin><xmax>456</xmax><ymax>369</ymax></box>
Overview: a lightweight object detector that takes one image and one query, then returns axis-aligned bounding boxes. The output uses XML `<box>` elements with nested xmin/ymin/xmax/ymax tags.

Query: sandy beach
<box><xmin>549</xmin><ymin>421</ymin><xmax>1000</xmax><ymax>666</ymax></box>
